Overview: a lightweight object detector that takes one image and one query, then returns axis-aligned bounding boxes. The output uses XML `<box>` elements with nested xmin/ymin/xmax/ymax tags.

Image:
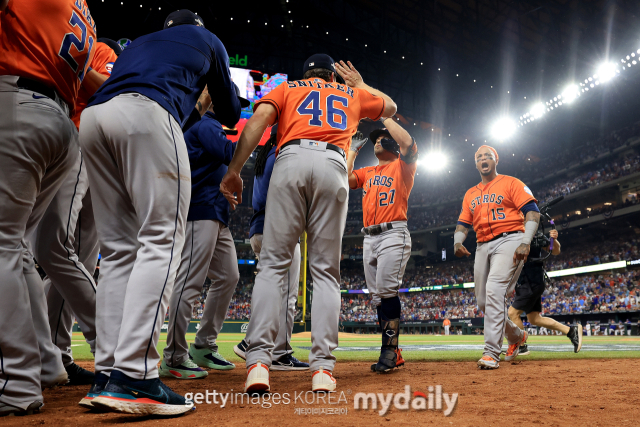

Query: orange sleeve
<box><xmin>355</xmin><ymin>88</ymin><xmax>385</xmax><ymax>121</ymax></box>
<box><xmin>458</xmin><ymin>193</ymin><xmax>473</xmax><ymax>225</ymax></box>
<box><xmin>509</xmin><ymin>178</ymin><xmax>537</xmax><ymax>209</ymax></box>
<box><xmin>90</xmin><ymin>43</ymin><xmax>118</xmax><ymax>77</ymax></box>
<box><xmin>352</xmin><ymin>168</ymin><xmax>367</xmax><ymax>189</ymax></box>
<box><xmin>254</xmin><ymin>82</ymin><xmax>286</xmax><ymax>121</ymax></box>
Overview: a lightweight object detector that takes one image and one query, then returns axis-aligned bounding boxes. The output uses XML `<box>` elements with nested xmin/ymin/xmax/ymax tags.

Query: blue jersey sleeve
<box><xmin>197</xmin><ymin>117</ymin><xmax>236</xmax><ymax>165</ymax></box>
<box><xmin>206</xmin><ymin>34</ymin><xmax>241</xmax><ymax>128</ymax></box>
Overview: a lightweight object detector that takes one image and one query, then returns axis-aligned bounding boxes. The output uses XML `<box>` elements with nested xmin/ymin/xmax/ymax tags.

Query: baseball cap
<box><xmin>270</xmin><ymin>124</ymin><xmax>278</xmax><ymax>137</ymax></box>
<box><xmin>233</xmin><ymin>83</ymin><xmax>251</xmax><ymax>108</ymax></box>
<box><xmin>369</xmin><ymin>128</ymin><xmax>392</xmax><ymax>143</ymax></box>
<box><xmin>97</xmin><ymin>38</ymin><xmax>123</xmax><ymax>56</ymax></box>
<box><xmin>302</xmin><ymin>54</ymin><xmax>345</xmax><ymax>84</ymax></box>
<box><xmin>164</xmin><ymin>10</ymin><xmax>205</xmax><ymax>29</ymax></box>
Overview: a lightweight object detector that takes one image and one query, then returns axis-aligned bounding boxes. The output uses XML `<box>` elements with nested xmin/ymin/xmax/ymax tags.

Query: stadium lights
<box><xmin>562</xmin><ymin>84</ymin><xmax>579</xmax><ymax>103</ymax></box>
<box><xmin>419</xmin><ymin>152</ymin><xmax>448</xmax><ymax>171</ymax></box>
<box><xmin>597</xmin><ymin>63</ymin><xmax>617</xmax><ymax>82</ymax></box>
<box><xmin>490</xmin><ymin>118</ymin><xmax>516</xmax><ymax>141</ymax></box>
<box><xmin>530</xmin><ymin>102</ymin><xmax>546</xmax><ymax>118</ymax></box>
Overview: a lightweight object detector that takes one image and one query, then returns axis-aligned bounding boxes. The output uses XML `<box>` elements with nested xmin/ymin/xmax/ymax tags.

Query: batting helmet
<box><xmin>369</xmin><ymin>128</ymin><xmax>400</xmax><ymax>156</ymax></box>
<box><xmin>97</xmin><ymin>38</ymin><xmax>123</xmax><ymax>56</ymax></box>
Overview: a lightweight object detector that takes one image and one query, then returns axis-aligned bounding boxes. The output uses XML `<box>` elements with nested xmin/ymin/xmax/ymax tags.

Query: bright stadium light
<box><xmin>597</xmin><ymin>63</ymin><xmax>617</xmax><ymax>82</ymax></box>
<box><xmin>419</xmin><ymin>152</ymin><xmax>448</xmax><ymax>171</ymax></box>
<box><xmin>530</xmin><ymin>102</ymin><xmax>546</xmax><ymax>118</ymax></box>
<box><xmin>562</xmin><ymin>84</ymin><xmax>579</xmax><ymax>103</ymax></box>
<box><xmin>491</xmin><ymin>118</ymin><xmax>516</xmax><ymax>140</ymax></box>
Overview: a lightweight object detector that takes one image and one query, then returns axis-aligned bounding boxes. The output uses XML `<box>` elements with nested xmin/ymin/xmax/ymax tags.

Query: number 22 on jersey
<box><xmin>296</xmin><ymin>91</ymin><xmax>348</xmax><ymax>130</ymax></box>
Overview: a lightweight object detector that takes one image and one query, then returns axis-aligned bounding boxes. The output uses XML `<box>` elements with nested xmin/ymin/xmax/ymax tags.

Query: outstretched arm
<box><xmin>335</xmin><ymin>61</ymin><xmax>397</xmax><ymax>118</ymax></box>
<box><xmin>380</xmin><ymin>117</ymin><xmax>413</xmax><ymax>155</ymax></box>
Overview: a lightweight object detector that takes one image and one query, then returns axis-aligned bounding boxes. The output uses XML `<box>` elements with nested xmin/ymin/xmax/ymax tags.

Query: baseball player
<box><xmin>221</xmin><ymin>57</ymin><xmax>397</xmax><ymax>393</ymax></box>
<box><xmin>0</xmin><ymin>0</ymin><xmax>97</xmax><ymax>415</ymax></box>
<box><xmin>233</xmin><ymin>125</ymin><xmax>310</xmax><ymax>371</ymax></box>
<box><xmin>508</xmin><ymin>229</ymin><xmax>583</xmax><ymax>353</ymax></box>
<box><xmin>78</xmin><ymin>10</ymin><xmax>240</xmax><ymax>415</ymax></box>
<box><xmin>159</xmin><ymin>87</ymin><xmax>249</xmax><ymax>380</ymax></box>
<box><xmin>29</xmin><ymin>38</ymin><xmax>121</xmax><ymax>388</ymax></box>
<box><xmin>346</xmin><ymin>119</ymin><xmax>418</xmax><ymax>373</ymax></box>
<box><xmin>454</xmin><ymin>145</ymin><xmax>539</xmax><ymax>369</ymax></box>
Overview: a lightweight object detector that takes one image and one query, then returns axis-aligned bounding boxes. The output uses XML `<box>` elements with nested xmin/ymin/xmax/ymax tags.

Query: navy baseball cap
<box><xmin>270</xmin><ymin>124</ymin><xmax>278</xmax><ymax>137</ymax></box>
<box><xmin>233</xmin><ymin>83</ymin><xmax>251</xmax><ymax>108</ymax></box>
<box><xmin>164</xmin><ymin>10</ymin><xmax>205</xmax><ymax>29</ymax></box>
<box><xmin>97</xmin><ymin>38</ymin><xmax>123</xmax><ymax>56</ymax></box>
<box><xmin>302</xmin><ymin>54</ymin><xmax>345</xmax><ymax>84</ymax></box>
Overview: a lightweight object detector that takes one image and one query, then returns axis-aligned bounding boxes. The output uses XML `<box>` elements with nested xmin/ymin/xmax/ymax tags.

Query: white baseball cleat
<box><xmin>244</xmin><ymin>361</ymin><xmax>270</xmax><ymax>393</ymax></box>
<box><xmin>312</xmin><ymin>367</ymin><xmax>336</xmax><ymax>392</ymax></box>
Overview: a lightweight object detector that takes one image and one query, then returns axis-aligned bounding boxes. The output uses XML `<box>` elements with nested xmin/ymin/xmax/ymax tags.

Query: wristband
<box><xmin>521</xmin><ymin>221</ymin><xmax>538</xmax><ymax>245</ymax></box>
<box><xmin>454</xmin><ymin>231</ymin><xmax>466</xmax><ymax>246</ymax></box>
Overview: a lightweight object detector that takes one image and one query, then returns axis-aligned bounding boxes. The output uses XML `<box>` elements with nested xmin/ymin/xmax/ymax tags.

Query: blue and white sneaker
<box><xmin>79</xmin><ymin>372</ymin><xmax>109</xmax><ymax>409</ymax></box>
<box><xmin>233</xmin><ymin>339</ymin><xmax>248</xmax><ymax>360</ymax></box>
<box><xmin>91</xmin><ymin>370</ymin><xmax>195</xmax><ymax>416</ymax></box>
<box><xmin>271</xmin><ymin>354</ymin><xmax>309</xmax><ymax>371</ymax></box>
<box><xmin>189</xmin><ymin>344</ymin><xmax>235</xmax><ymax>370</ymax></box>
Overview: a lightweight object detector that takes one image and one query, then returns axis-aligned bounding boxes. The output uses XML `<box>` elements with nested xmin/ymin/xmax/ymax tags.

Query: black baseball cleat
<box><xmin>518</xmin><ymin>344</ymin><xmax>530</xmax><ymax>356</ymax></box>
<box><xmin>271</xmin><ymin>354</ymin><xmax>309</xmax><ymax>371</ymax></box>
<box><xmin>65</xmin><ymin>362</ymin><xmax>96</xmax><ymax>386</ymax></box>
<box><xmin>233</xmin><ymin>339</ymin><xmax>248</xmax><ymax>360</ymax></box>
<box><xmin>371</xmin><ymin>348</ymin><xmax>398</xmax><ymax>373</ymax></box>
<box><xmin>79</xmin><ymin>372</ymin><xmax>109</xmax><ymax>409</ymax></box>
<box><xmin>567</xmin><ymin>324</ymin><xmax>583</xmax><ymax>353</ymax></box>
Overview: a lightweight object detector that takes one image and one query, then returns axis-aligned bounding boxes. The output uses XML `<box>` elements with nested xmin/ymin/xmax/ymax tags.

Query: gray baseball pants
<box><xmin>29</xmin><ymin>150</ymin><xmax>99</xmax><ymax>367</ymax></box>
<box><xmin>163</xmin><ymin>220</ymin><xmax>238</xmax><ymax>367</ymax></box>
<box><xmin>80</xmin><ymin>93</ymin><xmax>191</xmax><ymax>380</ymax></box>
<box><xmin>0</xmin><ymin>75</ymin><xmax>78</xmax><ymax>409</ymax></box>
<box><xmin>250</xmin><ymin>234</ymin><xmax>301</xmax><ymax>361</ymax></box>
<box><xmin>474</xmin><ymin>232</ymin><xmax>526</xmax><ymax>360</ymax></box>
<box><xmin>245</xmin><ymin>143</ymin><xmax>348</xmax><ymax>372</ymax></box>
<box><xmin>363</xmin><ymin>223</ymin><xmax>411</xmax><ymax>307</ymax></box>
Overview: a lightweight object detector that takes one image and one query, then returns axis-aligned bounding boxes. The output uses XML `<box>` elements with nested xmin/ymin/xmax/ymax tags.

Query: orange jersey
<box><xmin>458</xmin><ymin>175</ymin><xmax>537</xmax><ymax>243</ymax></box>
<box><xmin>71</xmin><ymin>42</ymin><xmax>117</xmax><ymax>128</ymax></box>
<box><xmin>255</xmin><ymin>78</ymin><xmax>385</xmax><ymax>153</ymax></box>
<box><xmin>0</xmin><ymin>0</ymin><xmax>97</xmax><ymax>111</ymax></box>
<box><xmin>351</xmin><ymin>141</ymin><xmax>418</xmax><ymax>227</ymax></box>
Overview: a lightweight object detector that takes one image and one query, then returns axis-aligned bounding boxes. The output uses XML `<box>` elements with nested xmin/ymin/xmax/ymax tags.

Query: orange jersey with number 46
<box><xmin>351</xmin><ymin>142</ymin><xmax>418</xmax><ymax>227</ymax></box>
<box><xmin>458</xmin><ymin>175</ymin><xmax>537</xmax><ymax>243</ymax></box>
<box><xmin>255</xmin><ymin>78</ymin><xmax>386</xmax><ymax>153</ymax></box>
<box><xmin>0</xmin><ymin>0</ymin><xmax>97</xmax><ymax>112</ymax></box>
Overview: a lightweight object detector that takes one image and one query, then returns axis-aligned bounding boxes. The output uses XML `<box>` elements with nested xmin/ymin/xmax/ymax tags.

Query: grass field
<box><xmin>71</xmin><ymin>332</ymin><xmax>640</xmax><ymax>362</ymax></box>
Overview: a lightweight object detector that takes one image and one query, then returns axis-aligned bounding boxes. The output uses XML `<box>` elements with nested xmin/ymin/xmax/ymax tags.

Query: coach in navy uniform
<box><xmin>78</xmin><ymin>9</ymin><xmax>240</xmax><ymax>416</ymax></box>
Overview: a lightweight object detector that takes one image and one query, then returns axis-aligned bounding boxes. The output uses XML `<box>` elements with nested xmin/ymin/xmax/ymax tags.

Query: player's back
<box><xmin>0</xmin><ymin>0</ymin><xmax>96</xmax><ymax>111</ymax></box>
<box><xmin>89</xmin><ymin>25</ymin><xmax>230</xmax><ymax>127</ymax></box>
<box><xmin>269</xmin><ymin>78</ymin><xmax>385</xmax><ymax>152</ymax></box>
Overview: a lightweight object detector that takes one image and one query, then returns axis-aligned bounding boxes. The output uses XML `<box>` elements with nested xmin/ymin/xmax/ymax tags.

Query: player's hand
<box><xmin>513</xmin><ymin>243</ymin><xmax>530</xmax><ymax>264</ymax></box>
<box><xmin>220</xmin><ymin>170</ymin><xmax>243</xmax><ymax>210</ymax></box>
<box><xmin>335</xmin><ymin>61</ymin><xmax>364</xmax><ymax>88</ymax></box>
<box><xmin>454</xmin><ymin>243</ymin><xmax>471</xmax><ymax>257</ymax></box>
<box><xmin>350</xmin><ymin>131</ymin><xmax>368</xmax><ymax>153</ymax></box>
<box><xmin>549</xmin><ymin>229</ymin><xmax>558</xmax><ymax>239</ymax></box>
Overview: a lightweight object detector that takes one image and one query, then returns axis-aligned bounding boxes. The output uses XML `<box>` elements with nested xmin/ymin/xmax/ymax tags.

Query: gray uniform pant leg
<box><xmin>80</xmin><ymin>94</ymin><xmax>191</xmax><ymax>379</ymax></box>
<box><xmin>195</xmin><ymin>227</ymin><xmax>239</xmax><ymax>352</ymax></box>
<box><xmin>476</xmin><ymin>234</ymin><xmax>525</xmax><ymax>360</ymax></box>
<box><xmin>163</xmin><ymin>220</ymin><xmax>218</xmax><ymax>367</ymax></box>
<box><xmin>364</xmin><ymin>227</ymin><xmax>411</xmax><ymax>307</ymax></box>
<box><xmin>0</xmin><ymin>76</ymin><xmax>78</xmax><ymax>408</ymax></box>
<box><xmin>273</xmin><ymin>243</ymin><xmax>301</xmax><ymax>360</ymax></box>
<box><xmin>245</xmin><ymin>145</ymin><xmax>348</xmax><ymax>372</ymax></box>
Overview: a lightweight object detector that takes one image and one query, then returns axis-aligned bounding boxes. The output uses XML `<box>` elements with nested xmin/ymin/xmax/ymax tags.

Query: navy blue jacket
<box><xmin>88</xmin><ymin>25</ymin><xmax>240</xmax><ymax>129</ymax></box>
<box><xmin>185</xmin><ymin>112</ymin><xmax>235</xmax><ymax>225</ymax></box>
<box><xmin>249</xmin><ymin>146</ymin><xmax>276</xmax><ymax>238</ymax></box>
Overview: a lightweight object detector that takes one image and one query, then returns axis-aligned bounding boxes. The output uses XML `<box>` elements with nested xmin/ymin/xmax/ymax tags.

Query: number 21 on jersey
<box><xmin>296</xmin><ymin>91</ymin><xmax>348</xmax><ymax>130</ymax></box>
<box><xmin>58</xmin><ymin>5</ymin><xmax>94</xmax><ymax>83</ymax></box>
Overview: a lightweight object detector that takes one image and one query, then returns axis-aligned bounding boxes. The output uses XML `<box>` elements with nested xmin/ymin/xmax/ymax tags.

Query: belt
<box><xmin>487</xmin><ymin>230</ymin><xmax>521</xmax><ymax>243</ymax></box>
<box><xmin>16</xmin><ymin>77</ymin><xmax>69</xmax><ymax>116</ymax></box>
<box><xmin>362</xmin><ymin>223</ymin><xmax>394</xmax><ymax>236</ymax></box>
<box><xmin>280</xmin><ymin>139</ymin><xmax>345</xmax><ymax>159</ymax></box>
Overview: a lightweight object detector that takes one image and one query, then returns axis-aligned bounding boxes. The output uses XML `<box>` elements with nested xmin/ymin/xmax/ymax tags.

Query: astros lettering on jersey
<box><xmin>458</xmin><ymin>175</ymin><xmax>537</xmax><ymax>242</ymax></box>
<box><xmin>351</xmin><ymin>142</ymin><xmax>418</xmax><ymax>227</ymax></box>
<box><xmin>0</xmin><ymin>0</ymin><xmax>97</xmax><ymax>112</ymax></box>
<box><xmin>255</xmin><ymin>78</ymin><xmax>386</xmax><ymax>153</ymax></box>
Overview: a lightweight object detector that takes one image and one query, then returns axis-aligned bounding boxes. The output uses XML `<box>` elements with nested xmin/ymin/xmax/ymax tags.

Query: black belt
<box><xmin>487</xmin><ymin>230</ymin><xmax>521</xmax><ymax>243</ymax></box>
<box><xmin>280</xmin><ymin>139</ymin><xmax>345</xmax><ymax>159</ymax></box>
<box><xmin>17</xmin><ymin>77</ymin><xmax>58</xmax><ymax>100</ymax></box>
<box><xmin>363</xmin><ymin>223</ymin><xmax>393</xmax><ymax>236</ymax></box>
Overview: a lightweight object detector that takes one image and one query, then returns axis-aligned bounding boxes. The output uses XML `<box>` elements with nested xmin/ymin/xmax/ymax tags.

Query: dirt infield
<box><xmin>3</xmin><ymin>359</ymin><xmax>639</xmax><ymax>426</ymax></box>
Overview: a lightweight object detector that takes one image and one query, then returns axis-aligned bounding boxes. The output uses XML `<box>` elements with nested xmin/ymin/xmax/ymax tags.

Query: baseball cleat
<box><xmin>189</xmin><ymin>344</ymin><xmax>235</xmax><ymax>370</ymax></box>
<box><xmin>91</xmin><ymin>370</ymin><xmax>195</xmax><ymax>416</ymax></box>
<box><xmin>41</xmin><ymin>370</ymin><xmax>69</xmax><ymax>389</ymax></box>
<box><xmin>244</xmin><ymin>361</ymin><xmax>270</xmax><ymax>394</ymax></box>
<box><xmin>371</xmin><ymin>348</ymin><xmax>399</xmax><ymax>373</ymax></box>
<box><xmin>0</xmin><ymin>400</ymin><xmax>43</xmax><ymax>417</ymax></box>
<box><xmin>568</xmin><ymin>324</ymin><xmax>583</xmax><ymax>353</ymax></box>
<box><xmin>65</xmin><ymin>362</ymin><xmax>95</xmax><ymax>386</ymax></box>
<box><xmin>159</xmin><ymin>359</ymin><xmax>208</xmax><ymax>380</ymax></box>
<box><xmin>395</xmin><ymin>348</ymin><xmax>406</xmax><ymax>367</ymax></box>
<box><xmin>79</xmin><ymin>372</ymin><xmax>109</xmax><ymax>409</ymax></box>
<box><xmin>311</xmin><ymin>367</ymin><xmax>336</xmax><ymax>392</ymax></box>
<box><xmin>505</xmin><ymin>331</ymin><xmax>528</xmax><ymax>362</ymax></box>
<box><xmin>518</xmin><ymin>344</ymin><xmax>530</xmax><ymax>356</ymax></box>
<box><xmin>233</xmin><ymin>339</ymin><xmax>248</xmax><ymax>360</ymax></box>
<box><xmin>477</xmin><ymin>355</ymin><xmax>500</xmax><ymax>369</ymax></box>
<box><xmin>271</xmin><ymin>354</ymin><xmax>309</xmax><ymax>371</ymax></box>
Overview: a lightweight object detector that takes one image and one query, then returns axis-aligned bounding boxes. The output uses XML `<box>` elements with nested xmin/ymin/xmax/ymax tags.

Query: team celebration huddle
<box><xmin>0</xmin><ymin>0</ymin><xmax>599</xmax><ymax>421</ymax></box>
